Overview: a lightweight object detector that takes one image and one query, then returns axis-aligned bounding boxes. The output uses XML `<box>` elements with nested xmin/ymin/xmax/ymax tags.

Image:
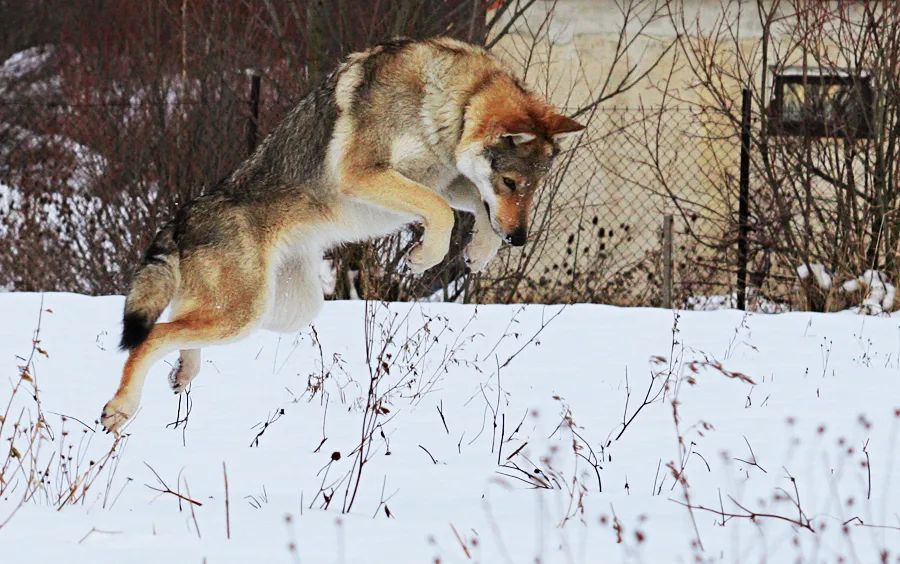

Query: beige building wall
<box><xmin>485</xmin><ymin>0</ymin><xmax>850</xmax><ymax>303</ymax></box>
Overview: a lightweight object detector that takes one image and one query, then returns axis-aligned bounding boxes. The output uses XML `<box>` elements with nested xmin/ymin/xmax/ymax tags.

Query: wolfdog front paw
<box><xmin>100</xmin><ymin>395</ymin><xmax>137</xmax><ymax>434</ymax></box>
<box><xmin>407</xmin><ymin>240</ymin><xmax>450</xmax><ymax>274</ymax></box>
<box><xmin>464</xmin><ymin>230</ymin><xmax>502</xmax><ymax>273</ymax></box>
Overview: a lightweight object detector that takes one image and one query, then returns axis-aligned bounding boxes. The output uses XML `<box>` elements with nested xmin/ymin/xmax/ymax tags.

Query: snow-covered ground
<box><xmin>1</xmin><ymin>293</ymin><xmax>898</xmax><ymax>562</ymax></box>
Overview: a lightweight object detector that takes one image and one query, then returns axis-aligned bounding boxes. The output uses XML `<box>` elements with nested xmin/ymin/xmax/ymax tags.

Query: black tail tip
<box><xmin>120</xmin><ymin>312</ymin><xmax>152</xmax><ymax>350</ymax></box>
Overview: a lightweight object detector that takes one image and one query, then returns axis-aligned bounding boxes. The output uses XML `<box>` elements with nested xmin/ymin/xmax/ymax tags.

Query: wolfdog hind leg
<box><xmin>101</xmin><ymin>283</ymin><xmax>266</xmax><ymax>433</ymax></box>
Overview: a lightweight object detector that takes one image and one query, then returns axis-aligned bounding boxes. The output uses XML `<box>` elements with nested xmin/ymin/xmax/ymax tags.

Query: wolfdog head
<box><xmin>457</xmin><ymin>79</ymin><xmax>584</xmax><ymax>246</ymax></box>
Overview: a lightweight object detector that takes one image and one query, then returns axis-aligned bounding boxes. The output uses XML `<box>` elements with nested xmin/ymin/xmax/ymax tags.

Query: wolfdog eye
<box><xmin>502</xmin><ymin>177</ymin><xmax>517</xmax><ymax>191</ymax></box>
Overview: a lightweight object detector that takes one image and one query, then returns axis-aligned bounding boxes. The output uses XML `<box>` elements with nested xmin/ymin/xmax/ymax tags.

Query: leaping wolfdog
<box><xmin>101</xmin><ymin>37</ymin><xmax>583</xmax><ymax>433</ymax></box>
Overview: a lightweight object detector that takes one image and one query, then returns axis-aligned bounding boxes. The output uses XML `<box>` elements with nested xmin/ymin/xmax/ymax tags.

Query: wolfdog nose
<box><xmin>507</xmin><ymin>228</ymin><xmax>528</xmax><ymax>247</ymax></box>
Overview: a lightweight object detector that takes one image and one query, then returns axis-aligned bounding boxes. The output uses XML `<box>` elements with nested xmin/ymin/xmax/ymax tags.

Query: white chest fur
<box><xmin>390</xmin><ymin>134</ymin><xmax>458</xmax><ymax>194</ymax></box>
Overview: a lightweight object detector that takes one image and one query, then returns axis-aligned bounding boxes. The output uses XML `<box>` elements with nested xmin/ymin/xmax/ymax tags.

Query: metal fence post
<box><xmin>662</xmin><ymin>214</ymin><xmax>673</xmax><ymax>309</ymax></box>
<box><xmin>737</xmin><ymin>88</ymin><xmax>751</xmax><ymax>310</ymax></box>
<box><xmin>247</xmin><ymin>73</ymin><xmax>261</xmax><ymax>155</ymax></box>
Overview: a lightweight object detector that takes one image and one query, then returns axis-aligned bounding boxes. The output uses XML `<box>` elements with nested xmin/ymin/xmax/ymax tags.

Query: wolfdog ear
<box><xmin>495</xmin><ymin>113</ymin><xmax>538</xmax><ymax>146</ymax></box>
<box><xmin>500</xmin><ymin>132</ymin><xmax>537</xmax><ymax>146</ymax></box>
<box><xmin>544</xmin><ymin>113</ymin><xmax>585</xmax><ymax>142</ymax></box>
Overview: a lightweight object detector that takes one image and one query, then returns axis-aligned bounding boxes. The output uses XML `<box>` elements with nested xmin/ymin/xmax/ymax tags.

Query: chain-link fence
<box><xmin>470</xmin><ymin>99</ymin><xmax>899</xmax><ymax>314</ymax></box>
<box><xmin>468</xmin><ymin>106</ymin><xmax>745</xmax><ymax>308</ymax></box>
<box><xmin>4</xmin><ymin>85</ymin><xmax>871</xmax><ymax>312</ymax></box>
<box><xmin>1</xmin><ymin>95</ymin><xmax>751</xmax><ymax>307</ymax></box>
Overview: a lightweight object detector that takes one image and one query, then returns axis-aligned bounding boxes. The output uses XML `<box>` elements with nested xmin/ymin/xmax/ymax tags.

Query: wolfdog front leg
<box><xmin>446</xmin><ymin>177</ymin><xmax>502</xmax><ymax>272</ymax></box>
<box><xmin>345</xmin><ymin>169</ymin><xmax>455</xmax><ymax>273</ymax></box>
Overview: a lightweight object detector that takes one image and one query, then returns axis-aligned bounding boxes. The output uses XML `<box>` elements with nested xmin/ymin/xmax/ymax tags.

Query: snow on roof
<box><xmin>774</xmin><ymin>65</ymin><xmax>870</xmax><ymax>79</ymax></box>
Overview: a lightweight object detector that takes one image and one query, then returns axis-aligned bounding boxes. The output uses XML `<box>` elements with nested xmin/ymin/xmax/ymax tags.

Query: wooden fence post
<box><xmin>737</xmin><ymin>88</ymin><xmax>751</xmax><ymax>310</ymax></box>
<box><xmin>662</xmin><ymin>214</ymin><xmax>673</xmax><ymax>309</ymax></box>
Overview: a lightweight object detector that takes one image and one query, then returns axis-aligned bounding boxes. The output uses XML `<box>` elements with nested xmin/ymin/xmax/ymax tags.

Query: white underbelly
<box><xmin>274</xmin><ymin>199</ymin><xmax>413</xmax><ymax>261</ymax></box>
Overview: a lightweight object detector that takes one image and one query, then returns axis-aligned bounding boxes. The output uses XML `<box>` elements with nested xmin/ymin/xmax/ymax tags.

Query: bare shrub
<box><xmin>0</xmin><ymin>298</ymin><xmax>127</xmax><ymax>529</ymax></box>
<box><xmin>668</xmin><ymin>0</ymin><xmax>900</xmax><ymax>310</ymax></box>
<box><xmin>0</xmin><ymin>0</ymin><xmax>488</xmax><ymax>295</ymax></box>
<box><xmin>466</xmin><ymin>0</ymin><xmax>679</xmax><ymax>304</ymax></box>
<box><xmin>1</xmin><ymin>0</ymin><xmax>677</xmax><ymax>306</ymax></box>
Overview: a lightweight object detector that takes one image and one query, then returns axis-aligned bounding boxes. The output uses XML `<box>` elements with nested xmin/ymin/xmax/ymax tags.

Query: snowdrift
<box><xmin>0</xmin><ymin>293</ymin><xmax>898</xmax><ymax>562</ymax></box>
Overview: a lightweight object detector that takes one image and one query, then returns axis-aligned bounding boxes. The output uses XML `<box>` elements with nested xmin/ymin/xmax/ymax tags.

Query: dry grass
<box><xmin>0</xmin><ymin>297</ymin><xmax>128</xmax><ymax>529</ymax></box>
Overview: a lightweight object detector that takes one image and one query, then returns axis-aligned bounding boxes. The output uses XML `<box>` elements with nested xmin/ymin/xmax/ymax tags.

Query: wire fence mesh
<box><xmin>4</xmin><ymin>2</ymin><xmax>897</xmax><ymax>312</ymax></box>
<box><xmin>1</xmin><ymin>95</ymin><xmax>754</xmax><ymax>306</ymax></box>
<box><xmin>469</xmin><ymin>106</ymin><xmax>744</xmax><ymax>308</ymax></box>
<box><xmin>5</xmin><ymin>88</ymin><xmax>865</xmax><ymax>312</ymax></box>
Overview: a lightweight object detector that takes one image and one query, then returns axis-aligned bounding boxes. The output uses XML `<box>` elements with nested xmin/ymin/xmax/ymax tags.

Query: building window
<box><xmin>768</xmin><ymin>67</ymin><xmax>874</xmax><ymax>138</ymax></box>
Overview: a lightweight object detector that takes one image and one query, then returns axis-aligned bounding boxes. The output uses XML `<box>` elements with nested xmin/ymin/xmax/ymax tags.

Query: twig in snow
<box><xmin>670</xmin><ymin>495</ymin><xmax>815</xmax><ymax>532</ymax></box>
<box><xmin>450</xmin><ymin>522</ymin><xmax>472</xmax><ymax>559</ymax></box>
<box><xmin>863</xmin><ymin>438</ymin><xmax>871</xmax><ymax>500</ymax></box>
<box><xmin>505</xmin><ymin>441</ymin><xmax>528</xmax><ymax>461</ymax></box>
<box><xmin>372</xmin><ymin>475</ymin><xmax>398</xmax><ymax>519</ymax></box>
<box><xmin>183</xmin><ymin>477</ymin><xmax>201</xmax><ymax>539</ymax></box>
<box><xmin>614</xmin><ymin>369</ymin><xmax>668</xmax><ymax>441</ymax></box>
<box><xmin>498</xmin><ymin>305</ymin><xmax>566</xmax><ymax>370</ymax></box>
<box><xmin>436</xmin><ymin>401</ymin><xmax>450</xmax><ymax>434</ymax></box>
<box><xmin>733</xmin><ymin>435</ymin><xmax>767</xmax><ymax>473</ymax></box>
<box><xmin>144</xmin><ymin>463</ymin><xmax>202</xmax><ymax>507</ymax></box>
<box><xmin>418</xmin><ymin>445</ymin><xmax>438</xmax><ymax>465</ymax></box>
<box><xmin>166</xmin><ymin>383</ymin><xmax>192</xmax><ymax>447</ymax></box>
<box><xmin>249</xmin><ymin>407</ymin><xmax>286</xmax><ymax>447</ymax></box>
<box><xmin>223</xmin><ymin>462</ymin><xmax>231</xmax><ymax>539</ymax></box>
<box><xmin>78</xmin><ymin>527</ymin><xmax>122</xmax><ymax>544</ymax></box>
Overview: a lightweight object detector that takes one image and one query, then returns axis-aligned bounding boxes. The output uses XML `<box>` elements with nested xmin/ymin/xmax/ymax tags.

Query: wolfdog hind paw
<box><xmin>100</xmin><ymin>396</ymin><xmax>136</xmax><ymax>434</ymax></box>
<box><xmin>168</xmin><ymin>359</ymin><xmax>188</xmax><ymax>394</ymax></box>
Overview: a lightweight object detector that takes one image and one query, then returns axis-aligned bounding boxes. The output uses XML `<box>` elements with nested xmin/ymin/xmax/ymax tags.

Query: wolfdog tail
<box><xmin>120</xmin><ymin>223</ymin><xmax>179</xmax><ymax>350</ymax></box>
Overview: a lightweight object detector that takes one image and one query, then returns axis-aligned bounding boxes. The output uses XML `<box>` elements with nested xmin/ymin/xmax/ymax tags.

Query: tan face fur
<box><xmin>483</xmin><ymin>133</ymin><xmax>556</xmax><ymax>245</ymax></box>
<box><xmin>457</xmin><ymin>76</ymin><xmax>584</xmax><ymax>246</ymax></box>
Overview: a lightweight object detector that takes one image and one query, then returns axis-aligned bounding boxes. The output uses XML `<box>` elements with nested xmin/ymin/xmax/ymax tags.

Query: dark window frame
<box><xmin>767</xmin><ymin>70</ymin><xmax>874</xmax><ymax>138</ymax></box>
